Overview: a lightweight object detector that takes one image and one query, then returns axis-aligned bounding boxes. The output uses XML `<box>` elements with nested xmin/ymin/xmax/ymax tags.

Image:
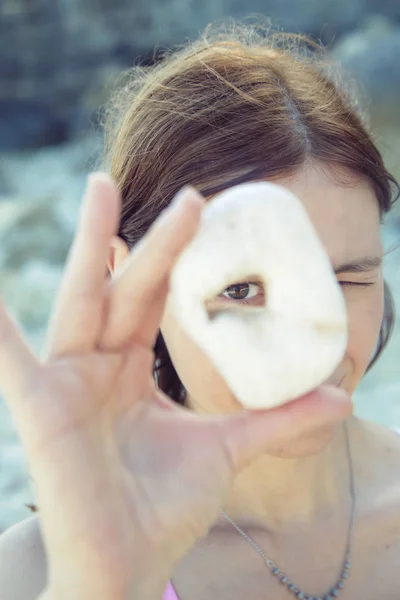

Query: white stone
<box><xmin>170</xmin><ymin>182</ymin><xmax>348</xmax><ymax>410</ymax></box>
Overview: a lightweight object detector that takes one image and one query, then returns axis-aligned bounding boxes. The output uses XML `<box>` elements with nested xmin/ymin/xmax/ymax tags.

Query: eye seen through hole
<box><xmin>205</xmin><ymin>279</ymin><xmax>266</xmax><ymax>319</ymax></box>
<box><xmin>221</xmin><ymin>281</ymin><xmax>265</xmax><ymax>305</ymax></box>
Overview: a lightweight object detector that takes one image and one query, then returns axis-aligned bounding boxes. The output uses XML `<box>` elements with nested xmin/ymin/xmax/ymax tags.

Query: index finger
<box><xmin>99</xmin><ymin>186</ymin><xmax>206</xmax><ymax>351</ymax></box>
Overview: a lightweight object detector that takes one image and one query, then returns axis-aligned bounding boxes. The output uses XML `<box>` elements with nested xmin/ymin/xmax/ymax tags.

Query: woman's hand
<box><xmin>0</xmin><ymin>173</ymin><xmax>352</xmax><ymax>599</ymax></box>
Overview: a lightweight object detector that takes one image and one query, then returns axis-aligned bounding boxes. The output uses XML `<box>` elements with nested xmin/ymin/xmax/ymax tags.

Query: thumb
<box><xmin>217</xmin><ymin>386</ymin><xmax>353</xmax><ymax>471</ymax></box>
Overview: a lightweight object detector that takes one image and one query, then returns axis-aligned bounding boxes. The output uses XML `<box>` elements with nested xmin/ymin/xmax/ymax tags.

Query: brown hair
<box><xmin>95</xmin><ymin>19</ymin><xmax>399</xmax><ymax>406</ymax></box>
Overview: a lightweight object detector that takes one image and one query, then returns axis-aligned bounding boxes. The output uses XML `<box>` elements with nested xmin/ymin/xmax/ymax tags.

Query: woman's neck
<box><xmin>218</xmin><ymin>416</ymin><xmax>357</xmax><ymax>536</ymax></box>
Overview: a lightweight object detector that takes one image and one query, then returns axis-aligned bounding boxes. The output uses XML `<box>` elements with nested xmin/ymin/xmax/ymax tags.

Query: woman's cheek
<box><xmin>343</xmin><ymin>283</ymin><xmax>384</xmax><ymax>391</ymax></box>
<box><xmin>161</xmin><ymin>309</ymin><xmax>242</xmax><ymax>415</ymax></box>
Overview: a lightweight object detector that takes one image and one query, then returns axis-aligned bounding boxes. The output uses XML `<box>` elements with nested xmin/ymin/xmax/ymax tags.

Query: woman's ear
<box><xmin>107</xmin><ymin>236</ymin><xmax>130</xmax><ymax>277</ymax></box>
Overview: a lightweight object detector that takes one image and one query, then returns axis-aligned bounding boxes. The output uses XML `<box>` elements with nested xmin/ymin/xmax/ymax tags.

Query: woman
<box><xmin>0</xmin><ymin>20</ymin><xmax>399</xmax><ymax>600</ymax></box>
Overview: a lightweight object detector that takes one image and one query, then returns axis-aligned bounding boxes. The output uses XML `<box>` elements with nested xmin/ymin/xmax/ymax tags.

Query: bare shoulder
<box><xmin>352</xmin><ymin>416</ymin><xmax>400</xmax><ymax>477</ymax></box>
<box><xmin>0</xmin><ymin>514</ymin><xmax>47</xmax><ymax>599</ymax></box>
<box><xmin>345</xmin><ymin>418</ymin><xmax>400</xmax><ymax>596</ymax></box>
<box><xmin>351</xmin><ymin>417</ymin><xmax>400</xmax><ymax>539</ymax></box>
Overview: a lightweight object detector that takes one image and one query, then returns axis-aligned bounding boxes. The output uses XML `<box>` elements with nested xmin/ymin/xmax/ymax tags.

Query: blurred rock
<box><xmin>332</xmin><ymin>16</ymin><xmax>400</xmax><ymax>127</ymax></box>
<box><xmin>0</xmin><ymin>197</ymin><xmax>70</xmax><ymax>270</ymax></box>
<box><xmin>332</xmin><ymin>16</ymin><xmax>400</xmax><ymax>216</ymax></box>
<box><xmin>2</xmin><ymin>260</ymin><xmax>63</xmax><ymax>329</ymax></box>
<box><xmin>2</xmin><ymin>0</ymin><xmax>400</xmax><ymax>150</ymax></box>
<box><xmin>0</xmin><ymin>131</ymin><xmax>103</xmax><ymax>341</ymax></box>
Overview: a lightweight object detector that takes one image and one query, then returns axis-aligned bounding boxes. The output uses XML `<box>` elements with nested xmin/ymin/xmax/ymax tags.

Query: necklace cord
<box><xmin>221</xmin><ymin>420</ymin><xmax>355</xmax><ymax>600</ymax></box>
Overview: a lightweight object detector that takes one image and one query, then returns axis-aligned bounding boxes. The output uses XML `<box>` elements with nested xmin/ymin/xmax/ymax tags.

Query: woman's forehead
<box><xmin>264</xmin><ymin>164</ymin><xmax>383</xmax><ymax>266</ymax></box>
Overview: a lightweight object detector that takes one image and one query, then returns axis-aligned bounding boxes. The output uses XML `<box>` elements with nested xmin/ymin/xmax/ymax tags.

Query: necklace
<box><xmin>221</xmin><ymin>421</ymin><xmax>355</xmax><ymax>600</ymax></box>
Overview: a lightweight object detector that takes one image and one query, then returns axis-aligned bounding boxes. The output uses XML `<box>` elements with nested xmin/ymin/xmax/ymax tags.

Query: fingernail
<box><xmin>86</xmin><ymin>171</ymin><xmax>108</xmax><ymax>191</ymax></box>
<box><xmin>169</xmin><ymin>185</ymin><xmax>196</xmax><ymax>211</ymax></box>
<box><xmin>155</xmin><ymin>186</ymin><xmax>204</xmax><ymax>228</ymax></box>
<box><xmin>87</xmin><ymin>172</ymin><xmax>98</xmax><ymax>186</ymax></box>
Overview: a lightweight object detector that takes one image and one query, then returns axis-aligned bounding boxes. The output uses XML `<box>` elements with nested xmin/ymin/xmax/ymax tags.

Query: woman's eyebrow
<box><xmin>333</xmin><ymin>256</ymin><xmax>382</xmax><ymax>274</ymax></box>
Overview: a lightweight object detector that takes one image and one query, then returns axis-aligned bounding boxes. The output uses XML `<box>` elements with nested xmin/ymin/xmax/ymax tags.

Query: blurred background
<box><xmin>1</xmin><ymin>0</ymin><xmax>400</xmax><ymax>533</ymax></box>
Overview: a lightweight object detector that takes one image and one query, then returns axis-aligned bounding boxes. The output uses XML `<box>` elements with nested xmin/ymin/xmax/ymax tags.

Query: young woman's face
<box><xmin>160</xmin><ymin>162</ymin><xmax>384</xmax><ymax>436</ymax></box>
